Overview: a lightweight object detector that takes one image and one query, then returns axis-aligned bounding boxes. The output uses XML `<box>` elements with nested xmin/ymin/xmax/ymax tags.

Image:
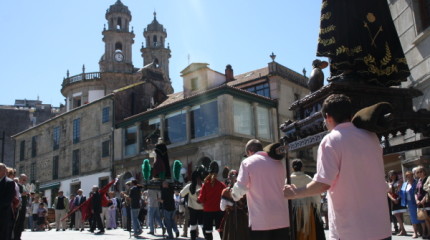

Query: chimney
<box><xmin>225</xmin><ymin>64</ymin><xmax>234</xmax><ymax>82</ymax></box>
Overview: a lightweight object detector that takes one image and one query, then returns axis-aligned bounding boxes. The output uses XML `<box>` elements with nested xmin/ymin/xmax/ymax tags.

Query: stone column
<box><xmin>217</xmin><ymin>95</ymin><xmax>233</xmax><ymax>136</ymax></box>
<box><xmin>252</xmin><ymin>102</ymin><xmax>259</xmax><ymax>138</ymax></box>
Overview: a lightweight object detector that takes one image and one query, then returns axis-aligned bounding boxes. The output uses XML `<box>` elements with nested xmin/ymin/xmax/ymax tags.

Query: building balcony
<box><xmin>61</xmin><ymin>72</ymin><xmax>101</xmax><ymax>89</ymax></box>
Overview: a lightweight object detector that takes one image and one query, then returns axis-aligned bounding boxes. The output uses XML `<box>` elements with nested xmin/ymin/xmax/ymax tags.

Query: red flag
<box><xmin>61</xmin><ymin>178</ymin><xmax>117</xmax><ymax>221</ymax></box>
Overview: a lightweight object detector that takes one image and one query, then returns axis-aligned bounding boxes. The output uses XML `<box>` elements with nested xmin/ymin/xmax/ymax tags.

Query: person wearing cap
<box><xmin>198</xmin><ymin>161</ymin><xmax>225</xmax><ymax>240</ymax></box>
<box><xmin>289</xmin><ymin>159</ymin><xmax>325</xmax><ymax>240</ymax></box>
<box><xmin>231</xmin><ymin>139</ymin><xmax>290</xmax><ymax>240</ymax></box>
<box><xmin>53</xmin><ymin>190</ymin><xmax>69</xmax><ymax>231</ymax></box>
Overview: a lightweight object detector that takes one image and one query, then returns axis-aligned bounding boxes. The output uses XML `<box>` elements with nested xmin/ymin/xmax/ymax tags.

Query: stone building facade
<box><xmin>0</xmin><ymin>100</ymin><xmax>57</xmax><ymax>167</ymax></box>
<box><xmin>387</xmin><ymin>0</ymin><xmax>430</xmax><ymax>171</ymax></box>
<box><xmin>13</xmin><ymin>97</ymin><xmax>114</xmax><ymax>205</ymax></box>
<box><xmin>113</xmin><ymin>61</ymin><xmax>310</xmax><ymax>187</ymax></box>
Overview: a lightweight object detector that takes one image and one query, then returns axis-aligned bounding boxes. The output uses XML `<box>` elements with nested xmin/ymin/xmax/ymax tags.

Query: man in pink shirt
<box><xmin>231</xmin><ymin>139</ymin><xmax>290</xmax><ymax>240</ymax></box>
<box><xmin>284</xmin><ymin>94</ymin><xmax>391</xmax><ymax>240</ymax></box>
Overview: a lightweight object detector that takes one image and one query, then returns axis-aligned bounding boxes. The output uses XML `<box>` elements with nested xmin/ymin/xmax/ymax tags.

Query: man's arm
<box><xmin>284</xmin><ymin>180</ymin><xmax>330</xmax><ymax>199</ymax></box>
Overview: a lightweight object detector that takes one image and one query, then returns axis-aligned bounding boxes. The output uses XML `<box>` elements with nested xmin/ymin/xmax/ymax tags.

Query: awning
<box><xmin>39</xmin><ymin>181</ymin><xmax>61</xmax><ymax>190</ymax></box>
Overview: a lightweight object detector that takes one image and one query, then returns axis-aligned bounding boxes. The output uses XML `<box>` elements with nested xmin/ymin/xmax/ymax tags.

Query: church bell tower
<box><xmin>99</xmin><ymin>0</ymin><xmax>134</xmax><ymax>73</ymax></box>
<box><xmin>141</xmin><ymin>12</ymin><xmax>171</xmax><ymax>80</ymax></box>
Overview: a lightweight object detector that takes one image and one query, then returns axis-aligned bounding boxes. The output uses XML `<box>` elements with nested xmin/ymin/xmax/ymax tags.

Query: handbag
<box><xmin>417</xmin><ymin>208</ymin><xmax>428</xmax><ymax>220</ymax></box>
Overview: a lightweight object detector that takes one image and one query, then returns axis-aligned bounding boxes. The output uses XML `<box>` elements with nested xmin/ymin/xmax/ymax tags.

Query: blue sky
<box><xmin>0</xmin><ymin>0</ymin><xmax>326</xmax><ymax>106</ymax></box>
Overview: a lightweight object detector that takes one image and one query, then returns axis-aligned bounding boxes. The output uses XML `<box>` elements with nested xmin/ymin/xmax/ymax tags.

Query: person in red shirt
<box><xmin>198</xmin><ymin>161</ymin><xmax>225</xmax><ymax>240</ymax></box>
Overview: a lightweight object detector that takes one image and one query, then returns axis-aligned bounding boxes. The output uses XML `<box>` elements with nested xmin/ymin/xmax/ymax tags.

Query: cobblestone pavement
<box><xmin>20</xmin><ymin>225</ymin><xmax>416</xmax><ymax>240</ymax></box>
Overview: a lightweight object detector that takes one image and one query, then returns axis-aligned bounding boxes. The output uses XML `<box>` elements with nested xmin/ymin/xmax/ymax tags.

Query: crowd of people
<box><xmin>387</xmin><ymin>166</ymin><xmax>430</xmax><ymax>239</ymax></box>
<box><xmin>1</xmin><ymin>94</ymin><xmax>426</xmax><ymax>240</ymax></box>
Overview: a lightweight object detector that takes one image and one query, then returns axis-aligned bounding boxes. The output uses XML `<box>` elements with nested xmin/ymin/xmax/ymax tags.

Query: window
<box><xmin>53</xmin><ymin>126</ymin><xmax>60</xmax><ymax>150</ymax></box>
<box><xmin>246</xmin><ymin>83</ymin><xmax>270</xmax><ymax>98</ymax></box>
<box><xmin>191</xmin><ymin>100</ymin><xmax>219</xmax><ymax>139</ymax></box>
<box><xmin>31</xmin><ymin>136</ymin><xmax>37</xmax><ymax>158</ymax></box>
<box><xmin>115</xmin><ymin>42</ymin><xmax>123</xmax><ymax>51</ymax></box>
<box><xmin>30</xmin><ymin>162</ymin><xmax>36</xmax><ymax>183</ymax></box>
<box><xmin>140</xmin><ymin>118</ymin><xmax>160</xmax><ymax>152</ymax></box>
<box><xmin>73</xmin><ymin>118</ymin><xmax>80</xmax><ymax>144</ymax></box>
<box><xmin>164</xmin><ymin>110</ymin><xmax>187</xmax><ymax>144</ymax></box>
<box><xmin>125</xmin><ymin>126</ymin><xmax>137</xmax><ymax>156</ymax></box>
<box><xmin>19</xmin><ymin>166</ymin><xmax>24</xmax><ymax>175</ymax></box>
<box><xmin>419</xmin><ymin>0</ymin><xmax>430</xmax><ymax>31</ymax></box>
<box><xmin>102</xmin><ymin>140</ymin><xmax>110</xmax><ymax>157</ymax></box>
<box><xmin>73</xmin><ymin>96</ymin><xmax>81</xmax><ymax>108</ymax></box>
<box><xmin>102</xmin><ymin>107</ymin><xmax>110</xmax><ymax>123</ymax></box>
<box><xmin>117</xmin><ymin>17</ymin><xmax>122</xmax><ymax>30</ymax></box>
<box><xmin>72</xmin><ymin>149</ymin><xmax>80</xmax><ymax>176</ymax></box>
<box><xmin>256</xmin><ymin>106</ymin><xmax>271</xmax><ymax>139</ymax></box>
<box><xmin>53</xmin><ymin>156</ymin><xmax>59</xmax><ymax>180</ymax></box>
<box><xmin>19</xmin><ymin>140</ymin><xmax>25</xmax><ymax>161</ymax></box>
<box><xmin>233</xmin><ymin>100</ymin><xmax>253</xmax><ymax>135</ymax></box>
<box><xmin>191</xmin><ymin>78</ymin><xmax>199</xmax><ymax>91</ymax></box>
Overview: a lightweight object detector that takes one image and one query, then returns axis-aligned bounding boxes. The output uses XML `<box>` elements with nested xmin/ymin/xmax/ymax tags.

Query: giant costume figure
<box><xmin>317</xmin><ymin>0</ymin><xmax>410</xmax><ymax>86</ymax></box>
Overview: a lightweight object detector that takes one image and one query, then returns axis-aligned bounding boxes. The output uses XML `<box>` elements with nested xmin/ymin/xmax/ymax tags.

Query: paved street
<box><xmin>20</xmin><ymin>224</ymin><xmax>417</xmax><ymax>240</ymax></box>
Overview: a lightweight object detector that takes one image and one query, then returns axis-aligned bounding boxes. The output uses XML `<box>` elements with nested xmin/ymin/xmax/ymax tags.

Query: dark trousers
<box><xmin>91</xmin><ymin>213</ymin><xmax>104</xmax><ymax>232</ymax></box>
<box><xmin>203</xmin><ymin>211</ymin><xmax>223</xmax><ymax>240</ymax></box>
<box><xmin>189</xmin><ymin>208</ymin><xmax>203</xmax><ymax>226</ymax></box>
<box><xmin>0</xmin><ymin>207</ymin><xmax>13</xmax><ymax>240</ymax></box>
<box><xmin>69</xmin><ymin>212</ymin><xmax>75</xmax><ymax>229</ymax></box>
<box><xmin>14</xmin><ymin>207</ymin><xmax>26</xmax><ymax>240</ymax></box>
<box><xmin>250</xmin><ymin>227</ymin><xmax>290</xmax><ymax>240</ymax></box>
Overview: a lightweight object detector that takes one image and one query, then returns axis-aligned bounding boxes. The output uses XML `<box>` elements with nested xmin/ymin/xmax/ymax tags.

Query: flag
<box><xmin>61</xmin><ymin>178</ymin><xmax>118</xmax><ymax>221</ymax></box>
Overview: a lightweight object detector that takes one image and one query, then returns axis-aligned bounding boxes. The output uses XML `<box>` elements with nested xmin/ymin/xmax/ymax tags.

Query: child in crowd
<box><xmin>37</xmin><ymin>203</ymin><xmax>48</xmax><ymax>231</ymax></box>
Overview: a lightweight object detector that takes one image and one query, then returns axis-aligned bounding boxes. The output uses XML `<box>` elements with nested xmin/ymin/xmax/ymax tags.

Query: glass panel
<box><xmin>257</xmin><ymin>106</ymin><xmax>271</xmax><ymax>139</ymax></box>
<box><xmin>164</xmin><ymin>110</ymin><xmax>186</xmax><ymax>144</ymax></box>
<box><xmin>125</xmin><ymin>126</ymin><xmax>137</xmax><ymax>156</ymax></box>
<box><xmin>141</xmin><ymin>118</ymin><xmax>161</xmax><ymax>152</ymax></box>
<box><xmin>102</xmin><ymin>107</ymin><xmax>110</xmax><ymax>123</ymax></box>
<box><xmin>53</xmin><ymin>126</ymin><xmax>60</xmax><ymax>150</ymax></box>
<box><xmin>191</xmin><ymin>100</ymin><xmax>219</xmax><ymax>139</ymax></box>
<box><xmin>73</xmin><ymin>118</ymin><xmax>80</xmax><ymax>144</ymax></box>
<box><xmin>233</xmin><ymin>100</ymin><xmax>253</xmax><ymax>135</ymax></box>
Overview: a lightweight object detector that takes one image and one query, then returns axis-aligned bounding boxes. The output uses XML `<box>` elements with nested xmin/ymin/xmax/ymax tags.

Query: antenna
<box><xmin>188</xmin><ymin>54</ymin><xmax>190</xmax><ymax>65</ymax></box>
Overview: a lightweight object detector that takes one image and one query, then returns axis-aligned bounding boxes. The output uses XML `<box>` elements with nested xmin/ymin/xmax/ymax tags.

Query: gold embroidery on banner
<box><xmin>318</xmin><ymin>37</ymin><xmax>336</xmax><ymax>46</ymax></box>
<box><xmin>336</xmin><ymin>45</ymin><xmax>363</xmax><ymax>56</ymax></box>
<box><xmin>320</xmin><ymin>25</ymin><xmax>336</xmax><ymax>35</ymax></box>
<box><xmin>366</xmin><ymin>13</ymin><xmax>376</xmax><ymax>23</ymax></box>
<box><xmin>364</xmin><ymin>47</ymin><xmax>399</xmax><ymax>77</ymax></box>
<box><xmin>321</xmin><ymin>12</ymin><xmax>331</xmax><ymax>21</ymax></box>
<box><xmin>380</xmin><ymin>43</ymin><xmax>392</xmax><ymax>66</ymax></box>
<box><xmin>321</xmin><ymin>1</ymin><xmax>328</xmax><ymax>10</ymax></box>
<box><xmin>397</xmin><ymin>58</ymin><xmax>407</xmax><ymax>64</ymax></box>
